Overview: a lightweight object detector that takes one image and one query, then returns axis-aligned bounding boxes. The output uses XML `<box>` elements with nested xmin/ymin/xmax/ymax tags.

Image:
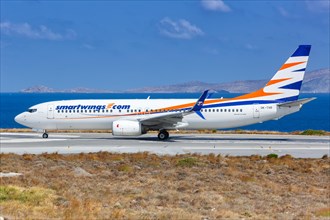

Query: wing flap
<box><xmin>139</xmin><ymin>90</ymin><xmax>209</xmax><ymax>129</ymax></box>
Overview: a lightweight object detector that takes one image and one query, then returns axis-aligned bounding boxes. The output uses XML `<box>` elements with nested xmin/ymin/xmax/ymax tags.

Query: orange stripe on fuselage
<box><xmin>279</xmin><ymin>61</ymin><xmax>305</xmax><ymax>71</ymax></box>
<box><xmin>231</xmin><ymin>89</ymin><xmax>281</xmax><ymax>100</ymax></box>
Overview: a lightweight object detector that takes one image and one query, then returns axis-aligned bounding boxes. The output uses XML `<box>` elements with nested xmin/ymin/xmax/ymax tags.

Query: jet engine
<box><xmin>112</xmin><ymin>120</ymin><xmax>145</xmax><ymax>136</ymax></box>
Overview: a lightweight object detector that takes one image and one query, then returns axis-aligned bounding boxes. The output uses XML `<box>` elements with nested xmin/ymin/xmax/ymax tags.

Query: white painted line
<box><xmin>1</xmin><ymin>139</ymin><xmax>67</xmax><ymax>143</ymax></box>
<box><xmin>0</xmin><ymin>133</ymin><xmax>80</xmax><ymax>138</ymax></box>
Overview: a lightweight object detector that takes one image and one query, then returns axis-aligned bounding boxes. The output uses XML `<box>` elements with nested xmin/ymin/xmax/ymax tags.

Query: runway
<box><xmin>1</xmin><ymin>132</ymin><xmax>329</xmax><ymax>158</ymax></box>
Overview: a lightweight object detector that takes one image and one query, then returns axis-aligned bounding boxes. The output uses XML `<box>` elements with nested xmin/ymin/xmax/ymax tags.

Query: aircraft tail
<box><xmin>235</xmin><ymin>45</ymin><xmax>311</xmax><ymax>102</ymax></box>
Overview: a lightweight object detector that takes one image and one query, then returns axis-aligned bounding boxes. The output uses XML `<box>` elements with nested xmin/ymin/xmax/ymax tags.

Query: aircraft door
<box><xmin>47</xmin><ymin>105</ymin><xmax>55</xmax><ymax>119</ymax></box>
<box><xmin>253</xmin><ymin>105</ymin><xmax>260</xmax><ymax>118</ymax></box>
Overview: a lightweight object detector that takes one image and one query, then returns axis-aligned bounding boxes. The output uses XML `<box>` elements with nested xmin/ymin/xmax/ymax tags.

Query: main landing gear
<box><xmin>42</xmin><ymin>132</ymin><xmax>48</xmax><ymax>138</ymax></box>
<box><xmin>158</xmin><ymin>129</ymin><xmax>169</xmax><ymax>141</ymax></box>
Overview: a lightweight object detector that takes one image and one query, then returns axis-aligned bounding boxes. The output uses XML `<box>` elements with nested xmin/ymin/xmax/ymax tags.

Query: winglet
<box><xmin>190</xmin><ymin>90</ymin><xmax>209</xmax><ymax>112</ymax></box>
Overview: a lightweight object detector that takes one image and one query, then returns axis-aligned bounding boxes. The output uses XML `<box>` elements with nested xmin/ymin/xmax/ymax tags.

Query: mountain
<box><xmin>20</xmin><ymin>68</ymin><xmax>329</xmax><ymax>93</ymax></box>
<box><xmin>125</xmin><ymin>81</ymin><xmax>229</xmax><ymax>93</ymax></box>
<box><xmin>21</xmin><ymin>86</ymin><xmax>114</xmax><ymax>93</ymax></box>
<box><xmin>301</xmin><ymin>69</ymin><xmax>330</xmax><ymax>93</ymax></box>
<box><xmin>126</xmin><ymin>68</ymin><xmax>329</xmax><ymax>93</ymax></box>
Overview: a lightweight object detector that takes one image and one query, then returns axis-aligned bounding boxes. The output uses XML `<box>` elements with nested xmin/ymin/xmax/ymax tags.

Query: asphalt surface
<box><xmin>1</xmin><ymin>132</ymin><xmax>329</xmax><ymax>158</ymax></box>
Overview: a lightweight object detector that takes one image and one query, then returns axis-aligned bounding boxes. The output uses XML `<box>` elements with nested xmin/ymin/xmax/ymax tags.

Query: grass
<box><xmin>0</xmin><ymin>185</ymin><xmax>58</xmax><ymax>219</ymax></box>
<box><xmin>267</xmin><ymin>153</ymin><xmax>278</xmax><ymax>159</ymax></box>
<box><xmin>0</xmin><ymin>185</ymin><xmax>56</xmax><ymax>205</ymax></box>
<box><xmin>299</xmin><ymin>129</ymin><xmax>327</xmax><ymax>136</ymax></box>
<box><xmin>0</xmin><ymin>152</ymin><xmax>329</xmax><ymax>219</ymax></box>
<box><xmin>315</xmin><ymin>208</ymin><xmax>330</xmax><ymax>217</ymax></box>
<box><xmin>176</xmin><ymin>157</ymin><xmax>200</xmax><ymax>167</ymax></box>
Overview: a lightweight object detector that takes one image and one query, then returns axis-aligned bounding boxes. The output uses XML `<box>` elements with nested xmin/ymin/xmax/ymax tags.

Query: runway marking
<box><xmin>0</xmin><ymin>133</ymin><xmax>80</xmax><ymax>138</ymax></box>
<box><xmin>1</xmin><ymin>139</ymin><xmax>67</xmax><ymax>143</ymax></box>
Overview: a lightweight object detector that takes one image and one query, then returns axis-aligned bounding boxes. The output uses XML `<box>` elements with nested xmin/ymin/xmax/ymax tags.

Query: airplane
<box><xmin>15</xmin><ymin>45</ymin><xmax>315</xmax><ymax>140</ymax></box>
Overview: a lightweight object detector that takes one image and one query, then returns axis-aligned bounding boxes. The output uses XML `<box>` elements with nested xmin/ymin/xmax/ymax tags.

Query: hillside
<box><xmin>20</xmin><ymin>68</ymin><xmax>329</xmax><ymax>93</ymax></box>
<box><xmin>127</xmin><ymin>68</ymin><xmax>329</xmax><ymax>93</ymax></box>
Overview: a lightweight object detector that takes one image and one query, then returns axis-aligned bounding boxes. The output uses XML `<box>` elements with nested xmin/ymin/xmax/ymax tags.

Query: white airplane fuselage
<box><xmin>15</xmin><ymin>98</ymin><xmax>299</xmax><ymax>130</ymax></box>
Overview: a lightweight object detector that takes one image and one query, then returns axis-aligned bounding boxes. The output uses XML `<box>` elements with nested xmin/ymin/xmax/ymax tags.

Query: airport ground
<box><xmin>0</xmin><ymin>129</ymin><xmax>329</xmax><ymax>219</ymax></box>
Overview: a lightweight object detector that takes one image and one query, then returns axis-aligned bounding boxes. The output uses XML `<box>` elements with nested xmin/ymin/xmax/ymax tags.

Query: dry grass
<box><xmin>1</xmin><ymin>152</ymin><xmax>329</xmax><ymax>219</ymax></box>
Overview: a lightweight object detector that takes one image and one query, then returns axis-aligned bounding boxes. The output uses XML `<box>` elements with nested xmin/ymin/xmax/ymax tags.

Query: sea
<box><xmin>0</xmin><ymin>93</ymin><xmax>329</xmax><ymax>132</ymax></box>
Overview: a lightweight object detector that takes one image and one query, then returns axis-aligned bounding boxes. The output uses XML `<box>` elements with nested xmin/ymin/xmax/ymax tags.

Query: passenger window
<box><xmin>213</xmin><ymin>109</ymin><xmax>215</xmax><ymax>112</ymax></box>
<box><xmin>240</xmin><ymin>109</ymin><xmax>243</xmax><ymax>112</ymax></box>
<box><xmin>66</xmin><ymin>110</ymin><xmax>68</xmax><ymax>113</ymax></box>
<box><xmin>220</xmin><ymin>109</ymin><xmax>223</xmax><ymax>112</ymax></box>
<box><xmin>224</xmin><ymin>109</ymin><xmax>227</xmax><ymax>112</ymax></box>
<box><xmin>216</xmin><ymin>109</ymin><xmax>219</xmax><ymax>112</ymax></box>
<box><xmin>119</xmin><ymin>110</ymin><xmax>121</xmax><ymax>113</ymax></box>
<box><xmin>228</xmin><ymin>109</ymin><xmax>230</xmax><ymax>112</ymax></box>
<box><xmin>62</xmin><ymin>110</ymin><xmax>64</xmax><ymax>113</ymax></box>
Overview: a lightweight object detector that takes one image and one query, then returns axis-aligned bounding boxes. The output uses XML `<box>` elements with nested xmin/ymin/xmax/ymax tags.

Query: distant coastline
<box><xmin>18</xmin><ymin>68</ymin><xmax>329</xmax><ymax>94</ymax></box>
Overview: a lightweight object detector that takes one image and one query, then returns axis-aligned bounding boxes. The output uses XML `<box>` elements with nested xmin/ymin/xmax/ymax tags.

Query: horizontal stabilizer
<box><xmin>277</xmin><ymin>97</ymin><xmax>316</xmax><ymax>107</ymax></box>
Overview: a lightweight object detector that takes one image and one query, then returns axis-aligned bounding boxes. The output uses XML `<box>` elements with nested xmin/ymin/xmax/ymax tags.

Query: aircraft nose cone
<box><xmin>14</xmin><ymin>113</ymin><xmax>25</xmax><ymax>125</ymax></box>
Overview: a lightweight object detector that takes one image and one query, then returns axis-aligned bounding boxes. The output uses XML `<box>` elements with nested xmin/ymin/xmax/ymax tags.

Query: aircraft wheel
<box><xmin>42</xmin><ymin>133</ymin><xmax>48</xmax><ymax>138</ymax></box>
<box><xmin>158</xmin><ymin>130</ymin><xmax>169</xmax><ymax>140</ymax></box>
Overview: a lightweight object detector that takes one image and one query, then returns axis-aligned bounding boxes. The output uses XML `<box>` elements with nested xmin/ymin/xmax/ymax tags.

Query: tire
<box><xmin>158</xmin><ymin>130</ymin><xmax>169</xmax><ymax>140</ymax></box>
<box><xmin>42</xmin><ymin>133</ymin><xmax>48</xmax><ymax>138</ymax></box>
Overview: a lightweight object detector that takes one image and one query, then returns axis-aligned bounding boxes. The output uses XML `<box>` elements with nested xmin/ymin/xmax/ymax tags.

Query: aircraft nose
<box><xmin>14</xmin><ymin>113</ymin><xmax>26</xmax><ymax>125</ymax></box>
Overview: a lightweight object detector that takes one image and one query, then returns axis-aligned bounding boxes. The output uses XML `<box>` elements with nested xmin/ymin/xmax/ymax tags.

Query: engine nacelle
<box><xmin>112</xmin><ymin>120</ymin><xmax>144</xmax><ymax>136</ymax></box>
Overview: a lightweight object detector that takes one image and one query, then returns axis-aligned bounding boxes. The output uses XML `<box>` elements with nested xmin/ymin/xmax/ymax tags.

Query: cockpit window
<box><xmin>28</xmin><ymin>109</ymin><xmax>37</xmax><ymax>113</ymax></box>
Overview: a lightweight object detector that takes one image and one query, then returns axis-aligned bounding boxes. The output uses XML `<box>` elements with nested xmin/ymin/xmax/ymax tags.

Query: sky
<box><xmin>1</xmin><ymin>0</ymin><xmax>329</xmax><ymax>92</ymax></box>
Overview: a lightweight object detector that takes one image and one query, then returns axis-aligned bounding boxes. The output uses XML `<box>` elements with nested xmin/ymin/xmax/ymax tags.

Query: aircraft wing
<box><xmin>138</xmin><ymin>90</ymin><xmax>208</xmax><ymax>130</ymax></box>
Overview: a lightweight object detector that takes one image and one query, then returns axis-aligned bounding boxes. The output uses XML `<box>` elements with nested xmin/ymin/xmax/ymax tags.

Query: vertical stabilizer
<box><xmin>234</xmin><ymin>45</ymin><xmax>311</xmax><ymax>102</ymax></box>
<box><xmin>264</xmin><ymin>45</ymin><xmax>311</xmax><ymax>102</ymax></box>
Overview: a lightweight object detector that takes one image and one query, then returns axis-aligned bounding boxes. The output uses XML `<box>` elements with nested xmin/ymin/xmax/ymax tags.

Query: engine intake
<box><xmin>112</xmin><ymin>120</ymin><xmax>145</xmax><ymax>136</ymax></box>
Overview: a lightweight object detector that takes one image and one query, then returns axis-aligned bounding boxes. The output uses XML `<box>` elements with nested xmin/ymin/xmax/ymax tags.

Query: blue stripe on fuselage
<box><xmin>203</xmin><ymin>100</ymin><xmax>278</xmax><ymax>109</ymax></box>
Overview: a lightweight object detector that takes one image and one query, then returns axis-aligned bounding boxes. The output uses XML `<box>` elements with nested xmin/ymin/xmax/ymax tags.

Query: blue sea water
<box><xmin>0</xmin><ymin>93</ymin><xmax>329</xmax><ymax>132</ymax></box>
